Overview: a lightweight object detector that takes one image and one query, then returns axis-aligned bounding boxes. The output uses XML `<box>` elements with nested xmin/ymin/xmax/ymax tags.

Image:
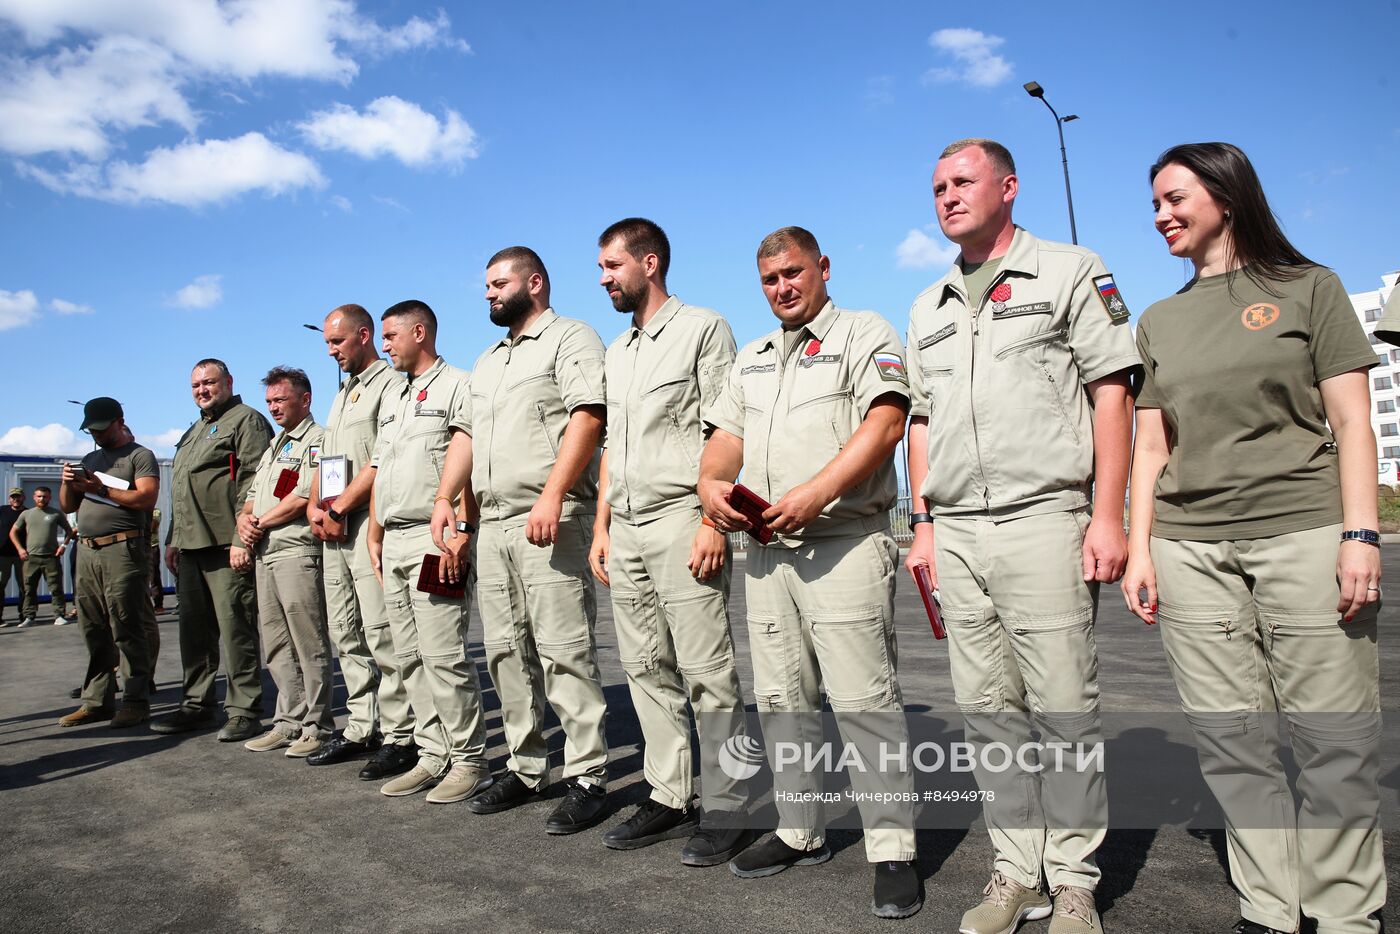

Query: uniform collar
<box><xmin>406</xmin><ymin>355</ymin><xmax>446</xmax><ymax>388</ymax></box>
<box><xmin>625</xmin><ymin>295</ymin><xmax>683</xmax><ymax>346</ymax></box>
<box><xmin>494</xmin><ymin>307</ymin><xmax>559</xmax><ymax>350</ymax></box>
<box><xmin>758</xmin><ymin>299</ymin><xmax>839</xmax><ymax>354</ymax></box>
<box><xmin>199</xmin><ymin>394</ymin><xmax>241</xmax><ymax>422</ymax></box>
<box><xmin>280</xmin><ymin>415</ymin><xmax>316</xmax><ymax>443</ymax></box>
<box><xmin>346</xmin><ymin>357</ymin><xmax>389</xmax><ymax>391</ymax></box>
<box><xmin>930</xmin><ymin>226</ymin><xmax>1041</xmax><ymax>309</ymax></box>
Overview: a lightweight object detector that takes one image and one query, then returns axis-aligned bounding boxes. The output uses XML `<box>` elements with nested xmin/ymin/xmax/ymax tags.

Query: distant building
<box><xmin>1350</xmin><ymin>271</ymin><xmax>1400</xmax><ymax>484</ymax></box>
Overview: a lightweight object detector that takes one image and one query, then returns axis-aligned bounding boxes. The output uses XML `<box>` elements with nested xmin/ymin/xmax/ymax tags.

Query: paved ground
<box><xmin>1</xmin><ymin>551</ymin><xmax>1395</xmax><ymax>933</ymax></box>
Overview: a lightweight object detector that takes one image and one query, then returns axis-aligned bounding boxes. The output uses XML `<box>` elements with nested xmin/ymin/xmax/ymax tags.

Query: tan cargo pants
<box><xmin>380</xmin><ymin>523</ymin><xmax>488</xmax><ymax>774</ymax></box>
<box><xmin>1152</xmin><ymin>523</ymin><xmax>1385</xmax><ymax>934</ymax></box>
<box><xmin>934</xmin><ymin>509</ymin><xmax>1106</xmax><ymax>891</ymax></box>
<box><xmin>746</xmin><ymin>529</ymin><xmax>916</xmax><ymax>863</ymax></box>
<box><xmin>608</xmin><ymin>508</ymin><xmax>745</xmax><ymax>810</ymax></box>
<box><xmin>255</xmin><ymin>553</ymin><xmax>334</xmax><ymax>738</ymax></box>
<box><xmin>323</xmin><ymin>511</ymin><xmax>413</xmax><ymax>746</ymax></box>
<box><xmin>477</xmin><ymin>516</ymin><xmax>609</xmax><ymax>788</ymax></box>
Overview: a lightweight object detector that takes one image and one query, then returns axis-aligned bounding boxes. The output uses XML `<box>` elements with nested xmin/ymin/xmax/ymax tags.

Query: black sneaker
<box><xmin>216</xmin><ymin>715</ymin><xmax>261</xmax><ymax>742</ymax></box>
<box><xmin>150</xmin><ymin>707</ymin><xmax>215</xmax><ymax>734</ymax></box>
<box><xmin>729</xmin><ymin>833</ymin><xmax>832</xmax><ymax>878</ymax></box>
<box><xmin>1232</xmin><ymin>920</ymin><xmax>1291</xmax><ymax>934</ymax></box>
<box><xmin>681</xmin><ymin>820</ymin><xmax>756</xmax><ymax>867</ymax></box>
<box><xmin>358</xmin><ymin>743</ymin><xmax>418</xmax><ymax>781</ymax></box>
<box><xmin>602</xmin><ymin>799</ymin><xmax>698</xmax><ymax>850</ymax></box>
<box><xmin>872</xmin><ymin>860</ymin><xmax>923</xmax><ymax>919</ymax></box>
<box><xmin>545</xmin><ymin>779</ymin><xmax>608</xmax><ymax>835</ymax></box>
<box><xmin>306</xmin><ymin>732</ymin><xmax>378</xmax><ymax>767</ymax></box>
<box><xmin>467</xmin><ymin>771</ymin><xmax>547</xmax><ymax>815</ymax></box>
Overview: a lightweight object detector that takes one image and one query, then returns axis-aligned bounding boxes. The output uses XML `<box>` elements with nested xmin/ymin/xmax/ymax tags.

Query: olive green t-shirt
<box><xmin>16</xmin><ymin>506</ymin><xmax>70</xmax><ymax>555</ymax></box>
<box><xmin>1136</xmin><ymin>266</ymin><xmax>1377</xmax><ymax>540</ymax></box>
<box><xmin>959</xmin><ymin>257</ymin><xmax>1005</xmax><ymax>313</ymax></box>
<box><xmin>77</xmin><ymin>441</ymin><xmax>159</xmax><ymax>537</ymax></box>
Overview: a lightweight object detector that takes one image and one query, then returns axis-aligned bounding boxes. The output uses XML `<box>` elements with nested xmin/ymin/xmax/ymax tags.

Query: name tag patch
<box><xmin>740</xmin><ymin>363</ymin><xmax>776</xmax><ymax>375</ymax></box>
<box><xmin>378</xmin><ymin>414</ymin><xmax>396</xmax><ymax>427</ymax></box>
<box><xmin>798</xmin><ymin>353</ymin><xmax>841</xmax><ymax>368</ymax></box>
<box><xmin>918</xmin><ymin>322</ymin><xmax>956</xmax><ymax>349</ymax></box>
<box><xmin>993</xmin><ymin>301</ymin><xmax>1053</xmax><ymax>319</ymax></box>
<box><xmin>415</xmin><ymin>407</ymin><xmax>447</xmax><ymax>417</ymax></box>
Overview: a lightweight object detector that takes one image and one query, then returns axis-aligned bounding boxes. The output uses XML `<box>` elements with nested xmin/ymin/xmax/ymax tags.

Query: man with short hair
<box><xmin>153</xmin><ymin>358</ymin><xmax>273</xmax><ymax>740</ymax></box>
<box><xmin>237</xmin><ymin>367</ymin><xmax>333</xmax><ymax>758</ymax></box>
<box><xmin>0</xmin><ymin>488</ymin><xmax>24</xmax><ymax>625</ymax></box>
<box><xmin>9</xmin><ymin>486</ymin><xmax>73</xmax><ymax>626</ymax></box>
<box><xmin>55</xmin><ymin>397</ymin><xmax>160</xmax><ymax>727</ymax></box>
<box><xmin>588</xmin><ymin>218</ymin><xmax>750</xmax><ymax>863</ymax></box>
<box><xmin>306</xmin><ymin>304</ymin><xmax>417</xmax><ymax>779</ymax></box>
<box><xmin>367</xmin><ymin>300</ymin><xmax>492</xmax><ymax>804</ymax></box>
<box><xmin>904</xmin><ymin>138</ymin><xmax>1138</xmax><ymax>934</ymax></box>
<box><xmin>699</xmin><ymin>226</ymin><xmax>921</xmax><ymax>919</ymax></box>
<box><xmin>443</xmin><ymin>246</ymin><xmax>611</xmax><ymax>834</ymax></box>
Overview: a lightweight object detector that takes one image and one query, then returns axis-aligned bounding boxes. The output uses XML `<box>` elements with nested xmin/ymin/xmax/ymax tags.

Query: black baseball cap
<box><xmin>80</xmin><ymin>396</ymin><xmax>124</xmax><ymax>432</ymax></box>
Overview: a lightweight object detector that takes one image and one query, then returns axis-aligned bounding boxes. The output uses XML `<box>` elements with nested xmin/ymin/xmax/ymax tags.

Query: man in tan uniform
<box><xmin>444</xmin><ymin>246</ymin><xmax>611</xmax><ymax>835</ymax></box>
<box><xmin>306</xmin><ymin>304</ymin><xmax>417</xmax><ymax>780</ymax></box>
<box><xmin>237</xmin><ymin>367</ymin><xmax>333</xmax><ymax>758</ymax></box>
<box><xmin>153</xmin><ymin>358</ymin><xmax>272</xmax><ymax>741</ymax></box>
<box><xmin>368</xmin><ymin>300</ymin><xmax>492</xmax><ymax>804</ymax></box>
<box><xmin>904</xmin><ymin>139</ymin><xmax>1138</xmax><ymax>934</ymax></box>
<box><xmin>700</xmin><ymin>226</ymin><xmax>921</xmax><ymax>919</ymax></box>
<box><xmin>587</xmin><ymin>218</ymin><xmax>750</xmax><ymax>863</ymax></box>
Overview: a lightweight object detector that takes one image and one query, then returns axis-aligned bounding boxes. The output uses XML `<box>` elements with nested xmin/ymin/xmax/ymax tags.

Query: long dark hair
<box><xmin>1150</xmin><ymin>142</ymin><xmax>1315</xmax><ymax>295</ymax></box>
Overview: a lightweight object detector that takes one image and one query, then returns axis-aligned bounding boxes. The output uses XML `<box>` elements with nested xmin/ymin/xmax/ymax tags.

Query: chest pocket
<box><xmin>740</xmin><ymin>360</ymin><xmax>779</xmax><ymax>415</ymax></box>
<box><xmin>790</xmin><ymin>335</ymin><xmax>857</xmax><ymax>456</ymax></box>
<box><xmin>990</xmin><ymin>294</ymin><xmax>1063</xmax><ymax>358</ymax></box>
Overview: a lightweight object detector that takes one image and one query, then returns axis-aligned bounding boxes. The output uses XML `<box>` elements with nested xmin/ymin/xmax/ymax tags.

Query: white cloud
<box><xmin>137</xmin><ymin>427</ymin><xmax>185</xmax><ymax>456</ymax></box>
<box><xmin>0</xmin><ymin>289</ymin><xmax>40</xmax><ymax>330</ymax></box>
<box><xmin>299</xmin><ymin>96</ymin><xmax>478</xmax><ymax>167</ymax></box>
<box><xmin>49</xmin><ymin>297</ymin><xmax>93</xmax><ymax>314</ymax></box>
<box><xmin>24</xmin><ymin>133</ymin><xmax>325</xmax><ymax>206</ymax></box>
<box><xmin>0</xmin><ymin>423</ymin><xmax>90</xmax><ymax>456</ymax></box>
<box><xmin>924</xmin><ymin>28</ymin><xmax>1013</xmax><ymax>88</ymax></box>
<box><xmin>328</xmin><ymin>193</ymin><xmax>352</xmax><ymax>212</ymax></box>
<box><xmin>896</xmin><ymin>226</ymin><xmax>960</xmax><ymax>269</ymax></box>
<box><xmin>169</xmin><ymin>274</ymin><xmax>223</xmax><ymax>309</ymax></box>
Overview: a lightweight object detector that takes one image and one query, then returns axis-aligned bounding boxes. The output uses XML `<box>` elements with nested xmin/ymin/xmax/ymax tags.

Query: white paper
<box><xmin>85</xmin><ymin>470</ymin><xmax>130</xmax><ymax>508</ymax></box>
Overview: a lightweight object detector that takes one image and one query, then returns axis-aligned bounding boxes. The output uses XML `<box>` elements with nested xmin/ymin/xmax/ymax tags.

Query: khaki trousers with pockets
<box><xmin>255</xmin><ymin>553</ymin><xmax>334</xmax><ymax>738</ymax></box>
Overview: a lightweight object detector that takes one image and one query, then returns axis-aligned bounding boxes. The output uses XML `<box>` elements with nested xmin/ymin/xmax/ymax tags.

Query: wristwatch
<box><xmin>1340</xmin><ymin>529</ymin><xmax>1380</xmax><ymax>546</ymax></box>
<box><xmin>456</xmin><ymin>519</ymin><xmax>477</xmax><ymax>535</ymax></box>
<box><xmin>908</xmin><ymin>512</ymin><xmax>933</xmax><ymax>531</ymax></box>
<box><xmin>327</xmin><ymin>507</ymin><xmax>344</xmax><ymax>523</ymax></box>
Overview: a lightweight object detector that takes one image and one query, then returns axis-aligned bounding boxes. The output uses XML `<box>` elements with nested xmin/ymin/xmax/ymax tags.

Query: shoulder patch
<box><xmin>1093</xmin><ymin>274</ymin><xmax>1130</xmax><ymax>322</ymax></box>
<box><xmin>917</xmin><ymin>322</ymin><xmax>956</xmax><ymax>350</ymax></box>
<box><xmin>872</xmin><ymin>352</ymin><xmax>908</xmax><ymax>384</ymax></box>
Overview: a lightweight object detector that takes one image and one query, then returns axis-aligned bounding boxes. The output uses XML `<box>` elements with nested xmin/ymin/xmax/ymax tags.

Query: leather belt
<box><xmin>81</xmin><ymin>530</ymin><xmax>146</xmax><ymax>549</ymax></box>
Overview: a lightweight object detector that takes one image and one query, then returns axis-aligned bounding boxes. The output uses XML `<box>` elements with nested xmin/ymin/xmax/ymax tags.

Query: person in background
<box><xmin>0</xmin><ymin>488</ymin><xmax>24</xmax><ymax>626</ymax></box>
<box><xmin>9</xmin><ymin>486</ymin><xmax>74</xmax><ymax>626</ymax></box>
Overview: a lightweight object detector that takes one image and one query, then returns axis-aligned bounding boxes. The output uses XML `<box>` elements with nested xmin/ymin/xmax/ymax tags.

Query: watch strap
<box><xmin>1340</xmin><ymin>529</ymin><xmax>1380</xmax><ymax>546</ymax></box>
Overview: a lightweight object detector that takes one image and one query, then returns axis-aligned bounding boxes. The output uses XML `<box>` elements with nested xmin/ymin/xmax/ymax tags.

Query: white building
<box><xmin>1350</xmin><ymin>271</ymin><xmax>1400</xmax><ymax>485</ymax></box>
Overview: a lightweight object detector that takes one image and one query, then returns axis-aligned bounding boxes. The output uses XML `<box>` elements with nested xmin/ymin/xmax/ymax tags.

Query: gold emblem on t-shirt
<box><xmin>1241</xmin><ymin>303</ymin><xmax>1280</xmax><ymax>331</ymax></box>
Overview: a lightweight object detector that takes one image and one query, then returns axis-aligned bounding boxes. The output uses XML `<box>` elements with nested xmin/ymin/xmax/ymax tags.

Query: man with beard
<box><xmin>368</xmin><ymin>301</ymin><xmax>492</xmax><ymax>804</ymax></box>
<box><xmin>9</xmin><ymin>486</ymin><xmax>73</xmax><ymax>625</ymax></box>
<box><xmin>305</xmin><ymin>304</ymin><xmax>418</xmax><ymax>779</ymax></box>
<box><xmin>587</xmin><ymin>218</ymin><xmax>750</xmax><ymax>864</ymax></box>
<box><xmin>55</xmin><ymin>397</ymin><xmax>159</xmax><ymax>727</ymax></box>
<box><xmin>153</xmin><ymin>359</ymin><xmax>272</xmax><ymax>740</ymax></box>
<box><xmin>436</xmin><ymin>247</ymin><xmax>611</xmax><ymax>834</ymax></box>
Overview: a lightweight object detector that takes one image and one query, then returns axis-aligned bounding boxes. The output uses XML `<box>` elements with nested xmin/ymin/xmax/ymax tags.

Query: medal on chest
<box><xmin>415</xmin><ymin>388</ymin><xmax>428</xmax><ymax>414</ymax></box>
<box><xmin>990</xmin><ymin>282</ymin><xmax>1012</xmax><ymax>315</ymax></box>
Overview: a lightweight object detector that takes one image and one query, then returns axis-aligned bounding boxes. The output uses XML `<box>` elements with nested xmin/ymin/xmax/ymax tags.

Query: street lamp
<box><xmin>1023</xmin><ymin>80</ymin><xmax>1080</xmax><ymax>245</ymax></box>
<box><xmin>303</xmin><ymin>323</ymin><xmax>343</xmax><ymax>388</ymax></box>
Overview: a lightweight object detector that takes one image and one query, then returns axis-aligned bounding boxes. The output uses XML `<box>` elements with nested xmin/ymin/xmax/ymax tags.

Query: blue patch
<box><xmin>209</xmin><ymin>425</ymin><xmax>218</xmax><ymax>436</ymax></box>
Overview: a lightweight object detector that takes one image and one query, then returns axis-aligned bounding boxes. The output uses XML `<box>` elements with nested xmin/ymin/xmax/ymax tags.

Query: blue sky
<box><xmin>2</xmin><ymin>0</ymin><xmax>1398</xmax><ymax>456</ymax></box>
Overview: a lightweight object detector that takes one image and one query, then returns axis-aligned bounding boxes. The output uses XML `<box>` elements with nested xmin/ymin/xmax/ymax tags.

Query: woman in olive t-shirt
<box><xmin>1122</xmin><ymin>143</ymin><xmax>1386</xmax><ymax>934</ymax></box>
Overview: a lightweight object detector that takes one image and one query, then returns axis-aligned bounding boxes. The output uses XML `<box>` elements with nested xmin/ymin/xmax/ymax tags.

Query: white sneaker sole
<box><xmin>959</xmin><ymin>902</ymin><xmax>1053</xmax><ymax>934</ymax></box>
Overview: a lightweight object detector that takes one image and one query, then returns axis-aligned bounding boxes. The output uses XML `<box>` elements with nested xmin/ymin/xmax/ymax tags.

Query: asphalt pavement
<box><xmin>1</xmin><ymin>549</ymin><xmax>1395</xmax><ymax>933</ymax></box>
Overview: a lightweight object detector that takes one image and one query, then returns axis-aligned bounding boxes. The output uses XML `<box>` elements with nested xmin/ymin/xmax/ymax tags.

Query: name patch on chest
<box><xmin>415</xmin><ymin>407</ymin><xmax>447</xmax><ymax>417</ymax></box>
<box><xmin>918</xmin><ymin>322</ymin><xmax>956</xmax><ymax>349</ymax></box>
<box><xmin>798</xmin><ymin>353</ymin><xmax>841</xmax><ymax>368</ymax></box>
<box><xmin>993</xmin><ymin>301</ymin><xmax>1053</xmax><ymax>319</ymax></box>
<box><xmin>741</xmin><ymin>363</ymin><xmax>776</xmax><ymax>375</ymax></box>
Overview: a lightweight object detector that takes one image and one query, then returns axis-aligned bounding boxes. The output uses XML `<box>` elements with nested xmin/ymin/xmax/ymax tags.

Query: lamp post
<box><xmin>303</xmin><ymin>323</ymin><xmax>343</xmax><ymax>388</ymax></box>
<box><xmin>1023</xmin><ymin>80</ymin><xmax>1080</xmax><ymax>245</ymax></box>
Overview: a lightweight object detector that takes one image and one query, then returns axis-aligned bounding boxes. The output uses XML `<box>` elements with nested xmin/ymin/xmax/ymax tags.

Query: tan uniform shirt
<box><xmin>246</xmin><ymin>416</ymin><xmax>324</xmax><ymax>559</ymax></box>
<box><xmin>705</xmin><ymin>300</ymin><xmax>910</xmax><ymax>544</ymax></box>
<box><xmin>322</xmin><ymin>358</ymin><xmax>399</xmax><ymax>517</ymax></box>
<box><xmin>372</xmin><ymin>356</ymin><xmax>471</xmax><ymax>527</ymax></box>
<box><xmin>1374</xmin><ymin>281</ymin><xmax>1400</xmax><ymax>346</ymax></box>
<box><xmin>604</xmin><ymin>296</ymin><xmax>736</xmax><ymax>523</ymax></box>
<box><xmin>906</xmin><ymin>227</ymin><xmax>1140</xmax><ymax>519</ymax></box>
<box><xmin>468</xmin><ymin>309</ymin><xmax>606</xmax><ymax>526</ymax></box>
<box><xmin>168</xmin><ymin>395</ymin><xmax>273</xmax><ymax>549</ymax></box>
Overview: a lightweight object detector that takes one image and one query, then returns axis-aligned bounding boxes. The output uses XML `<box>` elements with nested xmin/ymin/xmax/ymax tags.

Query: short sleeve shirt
<box><xmin>246</xmin><ymin>416</ymin><xmax>323</xmax><ymax>559</ymax></box>
<box><xmin>169</xmin><ymin>396</ymin><xmax>273</xmax><ymax>550</ymax></box>
<box><xmin>77</xmin><ymin>441</ymin><xmax>159</xmax><ymax>537</ymax></box>
<box><xmin>1374</xmin><ymin>282</ymin><xmax>1400</xmax><ymax>346</ymax></box>
<box><xmin>322</xmin><ymin>358</ymin><xmax>399</xmax><ymax>516</ymax></box>
<box><xmin>604</xmin><ymin>297</ymin><xmax>736</xmax><ymax>523</ymax></box>
<box><xmin>705</xmin><ymin>300</ymin><xmax>910</xmax><ymax>544</ymax></box>
<box><xmin>1136</xmin><ymin>266</ymin><xmax>1378</xmax><ymax>540</ymax></box>
<box><xmin>372</xmin><ymin>357</ymin><xmax>471</xmax><ymax>527</ymax></box>
<box><xmin>467</xmin><ymin>309</ymin><xmax>606</xmax><ymax>525</ymax></box>
<box><xmin>16</xmin><ymin>506</ymin><xmax>69</xmax><ymax>555</ymax></box>
<box><xmin>906</xmin><ymin>227</ymin><xmax>1141</xmax><ymax>517</ymax></box>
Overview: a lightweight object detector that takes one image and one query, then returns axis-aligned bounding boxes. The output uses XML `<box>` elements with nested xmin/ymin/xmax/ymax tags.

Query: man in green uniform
<box><xmin>237</xmin><ymin>367</ymin><xmax>333</xmax><ymax>759</ymax></box>
<box><xmin>55</xmin><ymin>397</ymin><xmax>160</xmax><ymax>728</ymax></box>
<box><xmin>152</xmin><ymin>358</ymin><xmax>273</xmax><ymax>741</ymax></box>
<box><xmin>368</xmin><ymin>300</ymin><xmax>492</xmax><ymax>804</ymax></box>
<box><xmin>699</xmin><ymin>226</ymin><xmax>921</xmax><ymax>919</ymax></box>
<box><xmin>0</xmin><ymin>488</ymin><xmax>25</xmax><ymax>625</ymax></box>
<box><xmin>306</xmin><ymin>304</ymin><xmax>417</xmax><ymax>779</ymax></box>
<box><xmin>904</xmin><ymin>139</ymin><xmax>1139</xmax><ymax>934</ymax></box>
<box><xmin>587</xmin><ymin>218</ymin><xmax>750</xmax><ymax>863</ymax></box>
<box><xmin>446</xmin><ymin>246</ymin><xmax>611</xmax><ymax>834</ymax></box>
<box><xmin>9</xmin><ymin>486</ymin><xmax>73</xmax><ymax>625</ymax></box>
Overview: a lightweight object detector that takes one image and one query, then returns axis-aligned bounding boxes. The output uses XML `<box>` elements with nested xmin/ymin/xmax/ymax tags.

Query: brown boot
<box><xmin>110</xmin><ymin>706</ymin><xmax>150</xmax><ymax>729</ymax></box>
<box><xmin>58</xmin><ymin>706</ymin><xmax>115</xmax><ymax>727</ymax></box>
